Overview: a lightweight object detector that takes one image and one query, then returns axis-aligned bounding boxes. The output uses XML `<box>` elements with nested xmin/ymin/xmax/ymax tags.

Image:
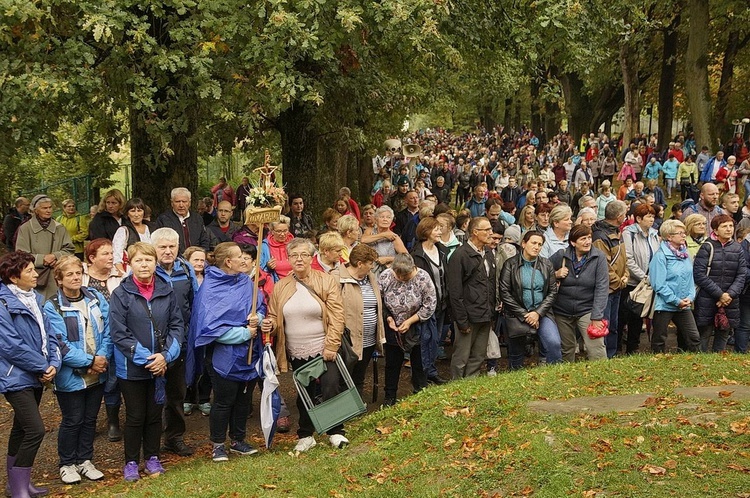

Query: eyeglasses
<box><xmin>474</xmin><ymin>227</ymin><xmax>493</xmax><ymax>232</ymax></box>
<box><xmin>671</xmin><ymin>231</ymin><xmax>687</xmax><ymax>236</ymax></box>
<box><xmin>273</xmin><ymin>229</ymin><xmax>289</xmax><ymax>234</ymax></box>
<box><xmin>288</xmin><ymin>253</ymin><xmax>312</xmax><ymax>260</ymax></box>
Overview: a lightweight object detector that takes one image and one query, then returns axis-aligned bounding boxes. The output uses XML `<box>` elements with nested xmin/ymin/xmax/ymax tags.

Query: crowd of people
<box><xmin>1</xmin><ymin>126</ymin><xmax>749</xmax><ymax>496</ymax></box>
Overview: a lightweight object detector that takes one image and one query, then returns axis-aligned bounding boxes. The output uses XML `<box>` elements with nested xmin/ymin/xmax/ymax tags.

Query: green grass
<box><xmin>88</xmin><ymin>354</ymin><xmax>750</xmax><ymax>497</ymax></box>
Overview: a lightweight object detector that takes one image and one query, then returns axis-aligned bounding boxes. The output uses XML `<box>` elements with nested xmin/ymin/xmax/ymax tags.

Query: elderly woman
<box><xmin>549</xmin><ymin>224</ymin><xmax>609</xmax><ymax>362</ymax></box>
<box><xmin>498</xmin><ymin>231</ymin><xmax>562</xmax><ymax>369</ymax></box>
<box><xmin>0</xmin><ymin>252</ymin><xmax>61</xmax><ymax>498</ymax></box>
<box><xmin>56</xmin><ymin>199</ymin><xmax>88</xmax><ymax>260</ymax></box>
<box><xmin>112</xmin><ymin>198</ymin><xmax>153</xmax><ymax>274</ymax></box>
<box><xmin>362</xmin><ymin>206</ymin><xmax>407</xmax><ymax>276</ymax></box>
<box><xmin>190</xmin><ymin>242</ymin><xmax>265</xmax><ymax>462</ymax></box>
<box><xmin>378</xmin><ymin>254</ymin><xmax>437</xmax><ymax>406</ymax></box>
<box><xmin>693</xmin><ymin>214</ymin><xmax>746</xmax><ymax>352</ymax></box>
<box><xmin>183</xmin><ymin>247</ymin><xmax>207</xmax><ymax>287</ymax></box>
<box><xmin>264</xmin><ymin>216</ymin><xmax>294</xmax><ymax>282</ymax></box>
<box><xmin>649</xmin><ymin>220</ymin><xmax>700</xmax><ymax>353</ymax></box>
<box><xmin>336</xmin><ymin>215</ymin><xmax>360</xmax><ymax>263</ymax></box>
<box><xmin>312</xmin><ymin>232</ymin><xmax>344</xmax><ymax>274</ymax></box>
<box><xmin>332</xmin><ymin>244</ymin><xmax>385</xmax><ymax>395</ymax></box>
<box><xmin>360</xmin><ymin>204</ymin><xmax>377</xmax><ymax>233</ymax></box>
<box><xmin>45</xmin><ymin>256</ymin><xmax>111</xmax><ymax>484</ymax></box>
<box><xmin>14</xmin><ymin>195</ymin><xmax>75</xmax><ymax>299</ymax></box>
<box><xmin>260</xmin><ymin>238</ymin><xmax>348</xmax><ymax>453</ymax></box>
<box><xmin>683</xmin><ymin>213</ymin><xmax>707</xmax><ymax>259</ymax></box>
<box><xmin>622</xmin><ymin>203</ymin><xmax>660</xmax><ymax>354</ymax></box>
<box><xmin>110</xmin><ymin>242</ymin><xmax>184</xmax><ymax>482</ymax></box>
<box><xmin>88</xmin><ymin>188</ymin><xmax>126</xmax><ymax>241</ymax></box>
<box><xmin>540</xmin><ymin>204</ymin><xmax>572</xmax><ymax>259</ymax></box>
<box><xmin>81</xmin><ymin>238</ymin><xmax>123</xmax><ymax>442</ymax></box>
<box><xmin>411</xmin><ymin>217</ymin><xmax>449</xmax><ymax>385</ymax></box>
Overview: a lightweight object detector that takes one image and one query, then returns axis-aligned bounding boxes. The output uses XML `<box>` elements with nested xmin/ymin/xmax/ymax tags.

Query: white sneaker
<box><xmin>294</xmin><ymin>436</ymin><xmax>317</xmax><ymax>452</ymax></box>
<box><xmin>487</xmin><ymin>367</ymin><xmax>497</xmax><ymax>377</ymax></box>
<box><xmin>60</xmin><ymin>464</ymin><xmax>81</xmax><ymax>484</ymax></box>
<box><xmin>329</xmin><ymin>434</ymin><xmax>349</xmax><ymax>449</ymax></box>
<box><xmin>77</xmin><ymin>460</ymin><xmax>104</xmax><ymax>481</ymax></box>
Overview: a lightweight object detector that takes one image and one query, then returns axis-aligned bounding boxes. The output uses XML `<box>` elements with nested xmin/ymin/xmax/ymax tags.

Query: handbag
<box><xmin>586</xmin><ymin>318</ymin><xmax>609</xmax><ymax>339</ymax></box>
<box><xmin>504</xmin><ymin>314</ymin><xmax>535</xmax><ymax>338</ymax></box>
<box><xmin>486</xmin><ymin>330</ymin><xmax>502</xmax><ymax>359</ymax></box>
<box><xmin>627</xmin><ymin>278</ymin><xmax>654</xmax><ymax>318</ymax></box>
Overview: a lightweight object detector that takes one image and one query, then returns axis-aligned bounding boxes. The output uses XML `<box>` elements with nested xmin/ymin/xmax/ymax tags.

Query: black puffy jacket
<box><xmin>693</xmin><ymin>239</ymin><xmax>746</xmax><ymax>327</ymax></box>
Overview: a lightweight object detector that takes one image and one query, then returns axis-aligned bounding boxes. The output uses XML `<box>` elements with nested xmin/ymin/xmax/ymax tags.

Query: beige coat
<box><xmin>331</xmin><ymin>265</ymin><xmax>385</xmax><ymax>359</ymax></box>
<box><xmin>15</xmin><ymin>216</ymin><xmax>75</xmax><ymax>299</ymax></box>
<box><xmin>266</xmin><ymin>270</ymin><xmax>345</xmax><ymax>372</ymax></box>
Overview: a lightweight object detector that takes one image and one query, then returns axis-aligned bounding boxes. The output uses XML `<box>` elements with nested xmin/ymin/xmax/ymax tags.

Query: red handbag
<box><xmin>586</xmin><ymin>318</ymin><xmax>609</xmax><ymax>339</ymax></box>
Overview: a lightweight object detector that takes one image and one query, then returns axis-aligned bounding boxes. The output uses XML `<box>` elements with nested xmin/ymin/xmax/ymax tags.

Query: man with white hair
<box><xmin>156</xmin><ymin>187</ymin><xmax>210</xmax><ymax>253</ymax></box>
<box><xmin>150</xmin><ymin>227</ymin><xmax>199</xmax><ymax>457</ymax></box>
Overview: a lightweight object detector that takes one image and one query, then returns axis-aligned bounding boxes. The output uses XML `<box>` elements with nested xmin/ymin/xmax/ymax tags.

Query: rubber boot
<box><xmin>106</xmin><ymin>404</ymin><xmax>122</xmax><ymax>442</ymax></box>
<box><xmin>5</xmin><ymin>457</ymin><xmax>46</xmax><ymax>498</ymax></box>
<box><xmin>7</xmin><ymin>467</ymin><xmax>31</xmax><ymax>498</ymax></box>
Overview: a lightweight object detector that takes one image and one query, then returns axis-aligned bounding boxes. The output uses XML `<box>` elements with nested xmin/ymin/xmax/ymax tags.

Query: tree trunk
<box><xmin>658</xmin><ymin>13</ymin><xmax>681</xmax><ymax>149</ymax></box>
<box><xmin>685</xmin><ymin>0</ymin><xmax>715</xmax><ymax>151</ymax></box>
<box><xmin>130</xmin><ymin>108</ymin><xmax>198</xmax><ymax>216</ymax></box>
<box><xmin>357</xmin><ymin>151</ymin><xmax>374</xmax><ymax>205</ymax></box>
<box><xmin>503</xmin><ymin>98</ymin><xmax>512</xmax><ymax>130</ymax></box>
<box><xmin>619</xmin><ymin>42</ymin><xmax>641</xmax><ymax>149</ymax></box>
<box><xmin>559</xmin><ymin>72</ymin><xmax>595</xmax><ymax>143</ymax></box>
<box><xmin>276</xmin><ymin>104</ymin><xmax>330</xmax><ymax>219</ymax></box>
<box><xmin>544</xmin><ymin>99</ymin><xmax>561</xmax><ymax>140</ymax></box>
<box><xmin>714</xmin><ymin>29</ymin><xmax>748</xmax><ymax>144</ymax></box>
<box><xmin>530</xmin><ymin>79</ymin><xmax>542</xmax><ymax>136</ymax></box>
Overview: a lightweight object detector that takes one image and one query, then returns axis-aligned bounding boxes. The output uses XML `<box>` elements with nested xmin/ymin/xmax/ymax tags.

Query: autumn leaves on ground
<box><xmin>83</xmin><ymin>354</ymin><xmax>750</xmax><ymax>497</ymax></box>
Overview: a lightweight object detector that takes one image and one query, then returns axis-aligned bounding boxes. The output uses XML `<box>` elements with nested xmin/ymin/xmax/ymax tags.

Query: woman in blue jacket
<box><xmin>0</xmin><ymin>251</ymin><xmax>61</xmax><ymax>498</ymax></box>
<box><xmin>191</xmin><ymin>242</ymin><xmax>266</xmax><ymax>462</ymax></box>
<box><xmin>44</xmin><ymin>256</ymin><xmax>111</xmax><ymax>485</ymax></box>
<box><xmin>648</xmin><ymin>220</ymin><xmax>700</xmax><ymax>353</ymax></box>
<box><xmin>109</xmin><ymin>243</ymin><xmax>183</xmax><ymax>482</ymax></box>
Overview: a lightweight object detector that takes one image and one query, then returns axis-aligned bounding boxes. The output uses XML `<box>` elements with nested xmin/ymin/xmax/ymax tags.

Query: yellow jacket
<box><xmin>266</xmin><ymin>270</ymin><xmax>345</xmax><ymax>372</ymax></box>
<box><xmin>56</xmin><ymin>213</ymin><xmax>89</xmax><ymax>254</ymax></box>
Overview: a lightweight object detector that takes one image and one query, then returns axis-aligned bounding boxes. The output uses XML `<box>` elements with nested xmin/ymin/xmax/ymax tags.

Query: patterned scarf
<box><xmin>7</xmin><ymin>284</ymin><xmax>47</xmax><ymax>357</ymax></box>
<box><xmin>667</xmin><ymin>242</ymin><xmax>689</xmax><ymax>259</ymax></box>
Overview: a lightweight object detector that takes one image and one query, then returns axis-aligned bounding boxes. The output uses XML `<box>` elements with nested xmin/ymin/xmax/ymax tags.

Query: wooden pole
<box><xmin>248</xmin><ymin>221</ymin><xmax>265</xmax><ymax>364</ymax></box>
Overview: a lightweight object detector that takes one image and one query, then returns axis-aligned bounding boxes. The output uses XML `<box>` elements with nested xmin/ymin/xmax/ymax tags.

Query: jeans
<box><xmin>4</xmin><ymin>388</ymin><xmax>44</xmax><ymax>467</ymax></box>
<box><xmin>163</xmin><ymin>353</ymin><xmax>187</xmax><ymax>443</ymax></box>
<box><xmin>735</xmin><ymin>295</ymin><xmax>750</xmax><ymax>353</ymax></box>
<box><xmin>623</xmin><ymin>285</ymin><xmax>644</xmax><ymax>354</ymax></box>
<box><xmin>119</xmin><ymin>378</ymin><xmax>163</xmax><ymax>464</ymax></box>
<box><xmin>604</xmin><ymin>291</ymin><xmax>621</xmax><ymax>358</ymax></box>
<box><xmin>103</xmin><ymin>364</ymin><xmax>121</xmax><ymax>407</ymax></box>
<box><xmin>506</xmin><ymin>317</ymin><xmax>562</xmax><ymax>369</ymax></box>
<box><xmin>384</xmin><ymin>343</ymin><xmax>426</xmax><ymax>400</ymax></box>
<box><xmin>55</xmin><ymin>384</ymin><xmax>104</xmax><ymax>466</ymax></box>
<box><xmin>698</xmin><ymin>324</ymin><xmax>730</xmax><ymax>352</ymax></box>
<box><xmin>555</xmin><ymin>313</ymin><xmax>607</xmax><ymax>362</ymax></box>
<box><xmin>652</xmin><ymin>310</ymin><xmax>700</xmax><ymax>353</ymax></box>
<box><xmin>744</xmin><ymin>179</ymin><xmax>750</xmax><ymax>203</ymax></box>
<box><xmin>207</xmin><ymin>363</ymin><xmax>254</xmax><ymax>444</ymax></box>
<box><xmin>290</xmin><ymin>357</ymin><xmax>344</xmax><ymax>438</ymax></box>
<box><xmin>450</xmin><ymin>321</ymin><xmax>491</xmax><ymax>379</ymax></box>
<box><xmin>666</xmin><ymin>178</ymin><xmax>676</xmax><ymax>197</ymax></box>
<box><xmin>185</xmin><ymin>356</ymin><xmax>213</xmax><ymax>405</ymax></box>
<box><xmin>420</xmin><ymin>313</ymin><xmax>442</xmax><ymax>379</ymax></box>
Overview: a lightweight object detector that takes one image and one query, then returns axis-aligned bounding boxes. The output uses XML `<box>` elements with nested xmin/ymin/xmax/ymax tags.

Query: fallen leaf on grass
<box><xmin>730</xmin><ymin>420</ymin><xmax>749</xmax><ymax>435</ymax></box>
<box><xmin>727</xmin><ymin>464</ymin><xmax>750</xmax><ymax>473</ymax></box>
<box><xmin>261</xmin><ymin>484</ymin><xmax>277</xmax><ymax>490</ymax></box>
<box><xmin>443</xmin><ymin>407</ymin><xmax>472</xmax><ymax>418</ymax></box>
<box><xmin>583</xmin><ymin>490</ymin><xmax>602</xmax><ymax>498</ymax></box>
<box><xmin>641</xmin><ymin>464</ymin><xmax>666</xmax><ymax>475</ymax></box>
<box><xmin>720</xmin><ymin>376</ymin><xmax>739</xmax><ymax>385</ymax></box>
<box><xmin>375</xmin><ymin>426</ymin><xmax>393</xmax><ymax>435</ymax></box>
<box><xmin>718</xmin><ymin>390</ymin><xmax>734</xmax><ymax>398</ymax></box>
<box><xmin>642</xmin><ymin>397</ymin><xmax>660</xmax><ymax>407</ymax></box>
<box><xmin>520</xmin><ymin>485</ymin><xmax>534</xmax><ymax>496</ymax></box>
<box><xmin>663</xmin><ymin>460</ymin><xmax>678</xmax><ymax>469</ymax></box>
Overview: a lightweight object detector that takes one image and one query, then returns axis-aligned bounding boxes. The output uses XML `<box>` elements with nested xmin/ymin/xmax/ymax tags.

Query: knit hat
<box><xmin>503</xmin><ymin>225</ymin><xmax>522</xmax><ymax>244</ymax></box>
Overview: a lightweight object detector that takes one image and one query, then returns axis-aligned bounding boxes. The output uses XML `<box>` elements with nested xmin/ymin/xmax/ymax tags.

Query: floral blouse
<box><xmin>378</xmin><ymin>268</ymin><xmax>437</xmax><ymax>326</ymax></box>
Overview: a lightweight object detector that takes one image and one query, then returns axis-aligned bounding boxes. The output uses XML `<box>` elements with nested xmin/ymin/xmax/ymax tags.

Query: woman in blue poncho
<box><xmin>189</xmin><ymin>242</ymin><xmax>266</xmax><ymax>463</ymax></box>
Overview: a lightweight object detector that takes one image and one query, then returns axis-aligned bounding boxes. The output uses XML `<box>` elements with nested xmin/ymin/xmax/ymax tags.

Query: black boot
<box><xmin>106</xmin><ymin>405</ymin><xmax>122</xmax><ymax>442</ymax></box>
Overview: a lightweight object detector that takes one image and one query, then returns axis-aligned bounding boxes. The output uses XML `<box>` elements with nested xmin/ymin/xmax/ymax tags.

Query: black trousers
<box><xmin>351</xmin><ymin>344</ymin><xmax>376</xmax><ymax>396</ymax></box>
<box><xmin>384</xmin><ymin>343</ymin><xmax>426</xmax><ymax>400</ymax></box>
<box><xmin>207</xmin><ymin>364</ymin><xmax>255</xmax><ymax>444</ymax></box>
<box><xmin>290</xmin><ymin>357</ymin><xmax>344</xmax><ymax>438</ymax></box>
<box><xmin>652</xmin><ymin>310</ymin><xmax>700</xmax><ymax>353</ymax></box>
<box><xmin>4</xmin><ymin>388</ymin><xmax>44</xmax><ymax>467</ymax></box>
<box><xmin>120</xmin><ymin>379</ymin><xmax>162</xmax><ymax>464</ymax></box>
<box><xmin>622</xmin><ymin>285</ymin><xmax>644</xmax><ymax>354</ymax></box>
<box><xmin>163</xmin><ymin>354</ymin><xmax>187</xmax><ymax>443</ymax></box>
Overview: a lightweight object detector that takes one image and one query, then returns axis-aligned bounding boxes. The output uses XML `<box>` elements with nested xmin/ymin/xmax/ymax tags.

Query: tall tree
<box><xmin>685</xmin><ymin>0</ymin><xmax>716</xmax><ymax>150</ymax></box>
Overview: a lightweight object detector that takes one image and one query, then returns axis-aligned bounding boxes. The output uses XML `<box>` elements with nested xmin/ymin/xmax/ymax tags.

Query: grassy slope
<box><xmin>94</xmin><ymin>354</ymin><xmax>750</xmax><ymax>497</ymax></box>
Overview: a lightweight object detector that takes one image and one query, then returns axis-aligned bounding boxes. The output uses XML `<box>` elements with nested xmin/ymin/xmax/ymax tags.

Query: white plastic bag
<box><xmin>486</xmin><ymin>330</ymin><xmax>502</xmax><ymax>359</ymax></box>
